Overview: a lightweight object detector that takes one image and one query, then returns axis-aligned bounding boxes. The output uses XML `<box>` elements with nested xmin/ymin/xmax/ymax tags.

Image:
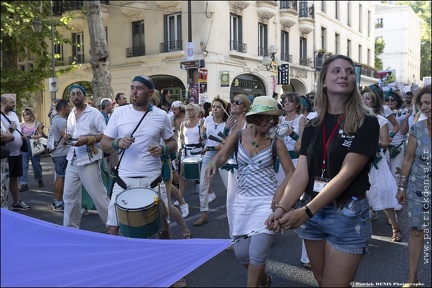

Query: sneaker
<box><xmin>38</xmin><ymin>180</ymin><xmax>44</xmax><ymax>187</ymax></box>
<box><xmin>195</xmin><ymin>184</ymin><xmax>200</xmax><ymax>194</ymax></box>
<box><xmin>180</xmin><ymin>203</ymin><xmax>189</xmax><ymax>219</ymax></box>
<box><xmin>19</xmin><ymin>184</ymin><xmax>29</xmax><ymax>192</ymax></box>
<box><xmin>52</xmin><ymin>202</ymin><xmax>64</xmax><ymax>212</ymax></box>
<box><xmin>11</xmin><ymin>200</ymin><xmax>31</xmax><ymax>211</ymax></box>
<box><xmin>370</xmin><ymin>210</ymin><xmax>378</xmax><ymax>220</ymax></box>
<box><xmin>173</xmin><ymin>200</ymin><xmax>180</xmax><ymax>206</ymax></box>
<box><xmin>81</xmin><ymin>207</ymin><xmax>90</xmax><ymax>217</ymax></box>
<box><xmin>208</xmin><ymin>192</ymin><xmax>216</xmax><ymax>203</ymax></box>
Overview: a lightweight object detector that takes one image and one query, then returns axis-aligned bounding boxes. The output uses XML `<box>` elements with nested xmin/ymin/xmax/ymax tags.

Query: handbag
<box><xmin>1</xmin><ymin>112</ymin><xmax>28</xmax><ymax>152</ymax></box>
<box><xmin>29</xmin><ymin>138</ymin><xmax>45</xmax><ymax>157</ymax></box>
<box><xmin>1</xmin><ymin>142</ymin><xmax>11</xmax><ymax>159</ymax></box>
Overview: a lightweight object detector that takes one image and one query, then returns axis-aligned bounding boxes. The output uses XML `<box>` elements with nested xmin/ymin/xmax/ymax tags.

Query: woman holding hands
<box><xmin>266</xmin><ymin>55</ymin><xmax>379</xmax><ymax>286</ymax></box>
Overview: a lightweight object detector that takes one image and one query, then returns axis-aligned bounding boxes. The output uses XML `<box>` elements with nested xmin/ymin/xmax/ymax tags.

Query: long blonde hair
<box><xmin>313</xmin><ymin>55</ymin><xmax>373</xmax><ymax>135</ymax></box>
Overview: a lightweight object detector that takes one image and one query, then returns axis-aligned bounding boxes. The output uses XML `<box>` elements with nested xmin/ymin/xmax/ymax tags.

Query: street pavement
<box><xmin>9</xmin><ymin>155</ymin><xmax>432</xmax><ymax>287</ymax></box>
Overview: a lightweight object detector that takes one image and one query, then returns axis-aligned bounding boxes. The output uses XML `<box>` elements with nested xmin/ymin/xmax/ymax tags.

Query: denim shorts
<box><xmin>297</xmin><ymin>198</ymin><xmax>372</xmax><ymax>255</ymax></box>
<box><xmin>52</xmin><ymin>156</ymin><xmax>68</xmax><ymax>177</ymax></box>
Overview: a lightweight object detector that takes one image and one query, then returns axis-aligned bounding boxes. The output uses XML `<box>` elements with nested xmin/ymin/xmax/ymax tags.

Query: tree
<box><xmin>0</xmin><ymin>1</ymin><xmax>76</xmax><ymax>111</ymax></box>
<box><xmin>396</xmin><ymin>1</ymin><xmax>431</xmax><ymax>78</ymax></box>
<box><xmin>374</xmin><ymin>37</ymin><xmax>385</xmax><ymax>70</ymax></box>
<box><xmin>85</xmin><ymin>1</ymin><xmax>113</xmax><ymax>106</ymax></box>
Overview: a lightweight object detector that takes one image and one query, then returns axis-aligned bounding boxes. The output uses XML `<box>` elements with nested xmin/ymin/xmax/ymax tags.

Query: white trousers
<box><xmin>63</xmin><ymin>160</ymin><xmax>110</xmax><ymax>228</ymax></box>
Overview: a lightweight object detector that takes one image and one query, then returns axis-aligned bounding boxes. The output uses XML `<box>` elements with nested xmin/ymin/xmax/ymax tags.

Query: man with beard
<box><xmin>1</xmin><ymin>94</ymin><xmax>30</xmax><ymax>211</ymax></box>
<box><xmin>402</xmin><ymin>91</ymin><xmax>415</xmax><ymax>128</ymax></box>
<box><xmin>101</xmin><ymin>75</ymin><xmax>178</xmax><ymax>236</ymax></box>
<box><xmin>62</xmin><ymin>84</ymin><xmax>110</xmax><ymax>229</ymax></box>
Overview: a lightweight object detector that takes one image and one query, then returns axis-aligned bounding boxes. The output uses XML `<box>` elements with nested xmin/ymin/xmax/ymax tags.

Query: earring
<box><xmin>323</xmin><ymin>84</ymin><xmax>327</xmax><ymax>87</ymax></box>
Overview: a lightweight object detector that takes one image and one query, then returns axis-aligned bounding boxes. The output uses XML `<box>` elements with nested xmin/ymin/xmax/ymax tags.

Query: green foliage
<box><xmin>396</xmin><ymin>1</ymin><xmax>431</xmax><ymax>78</ymax></box>
<box><xmin>0</xmin><ymin>1</ymin><xmax>78</xmax><ymax>111</ymax></box>
<box><xmin>374</xmin><ymin>37</ymin><xmax>385</xmax><ymax>70</ymax></box>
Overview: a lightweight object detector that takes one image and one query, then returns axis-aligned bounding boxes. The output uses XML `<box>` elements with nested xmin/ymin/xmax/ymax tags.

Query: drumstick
<box><xmin>220</xmin><ymin>105</ymin><xmax>230</xmax><ymax>117</ymax></box>
<box><xmin>208</xmin><ymin>135</ymin><xmax>223</xmax><ymax>143</ymax></box>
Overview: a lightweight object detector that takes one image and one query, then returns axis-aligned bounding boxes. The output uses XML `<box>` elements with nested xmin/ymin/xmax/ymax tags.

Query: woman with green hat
<box><xmin>205</xmin><ymin>96</ymin><xmax>295</xmax><ymax>287</ymax></box>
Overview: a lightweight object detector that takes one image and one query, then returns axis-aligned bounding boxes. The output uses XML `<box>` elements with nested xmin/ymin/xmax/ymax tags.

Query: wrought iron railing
<box><xmin>230</xmin><ymin>41</ymin><xmax>247</xmax><ymax>53</ymax></box>
<box><xmin>280</xmin><ymin>1</ymin><xmax>297</xmax><ymax>11</ymax></box>
<box><xmin>159</xmin><ymin>40</ymin><xmax>183</xmax><ymax>53</ymax></box>
<box><xmin>126</xmin><ymin>46</ymin><xmax>145</xmax><ymax>58</ymax></box>
<box><xmin>281</xmin><ymin>53</ymin><xmax>293</xmax><ymax>63</ymax></box>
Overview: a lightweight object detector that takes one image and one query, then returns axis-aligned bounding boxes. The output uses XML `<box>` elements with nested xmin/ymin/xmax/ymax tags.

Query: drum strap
<box><xmin>113</xmin><ymin>107</ymin><xmax>152</xmax><ymax>190</ymax></box>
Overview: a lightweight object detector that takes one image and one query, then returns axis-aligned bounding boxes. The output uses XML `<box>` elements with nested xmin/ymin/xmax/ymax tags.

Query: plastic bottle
<box><xmin>342</xmin><ymin>196</ymin><xmax>359</xmax><ymax>217</ymax></box>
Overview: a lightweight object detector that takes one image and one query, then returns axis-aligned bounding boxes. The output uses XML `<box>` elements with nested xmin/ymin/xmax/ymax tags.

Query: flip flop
<box><xmin>302</xmin><ymin>262</ymin><xmax>312</xmax><ymax>269</ymax></box>
<box><xmin>259</xmin><ymin>274</ymin><xmax>272</xmax><ymax>288</ymax></box>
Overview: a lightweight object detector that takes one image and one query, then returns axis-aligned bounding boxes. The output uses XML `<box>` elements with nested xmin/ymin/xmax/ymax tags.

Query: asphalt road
<box><xmin>10</xmin><ymin>155</ymin><xmax>432</xmax><ymax>287</ymax></box>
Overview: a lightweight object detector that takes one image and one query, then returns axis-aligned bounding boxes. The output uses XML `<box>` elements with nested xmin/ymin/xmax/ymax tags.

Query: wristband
<box><xmin>206</xmin><ymin>146</ymin><xmax>215</xmax><ymax>151</ymax></box>
<box><xmin>159</xmin><ymin>144</ymin><xmax>169</xmax><ymax>156</ymax></box>
<box><xmin>303</xmin><ymin>205</ymin><xmax>313</xmax><ymax>218</ymax></box>
<box><xmin>223</xmin><ymin>127</ymin><xmax>230</xmax><ymax>136</ymax></box>
<box><xmin>289</xmin><ymin>131</ymin><xmax>299</xmax><ymax>141</ymax></box>
<box><xmin>389</xmin><ymin>131</ymin><xmax>395</xmax><ymax>138</ymax></box>
<box><xmin>276</xmin><ymin>205</ymin><xmax>287</xmax><ymax>214</ymax></box>
<box><xmin>201</xmin><ymin>133</ymin><xmax>207</xmax><ymax>140</ymax></box>
<box><xmin>112</xmin><ymin>138</ymin><xmax>121</xmax><ymax>150</ymax></box>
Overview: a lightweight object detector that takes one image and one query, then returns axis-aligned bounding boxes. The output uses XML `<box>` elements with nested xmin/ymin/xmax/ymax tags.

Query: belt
<box><xmin>334</xmin><ymin>193</ymin><xmax>366</xmax><ymax>206</ymax></box>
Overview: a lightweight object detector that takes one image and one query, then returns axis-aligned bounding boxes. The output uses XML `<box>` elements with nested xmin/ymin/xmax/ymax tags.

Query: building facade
<box><xmin>29</xmin><ymin>1</ymin><xmax>377</xmax><ymax>128</ymax></box>
<box><xmin>375</xmin><ymin>3</ymin><xmax>422</xmax><ymax>86</ymax></box>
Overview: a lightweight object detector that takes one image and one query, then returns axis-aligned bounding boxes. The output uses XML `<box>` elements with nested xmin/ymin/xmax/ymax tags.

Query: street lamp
<box><xmin>262</xmin><ymin>45</ymin><xmax>278</xmax><ymax>71</ymax></box>
<box><xmin>31</xmin><ymin>0</ymin><xmax>57</xmax><ymax>100</ymax></box>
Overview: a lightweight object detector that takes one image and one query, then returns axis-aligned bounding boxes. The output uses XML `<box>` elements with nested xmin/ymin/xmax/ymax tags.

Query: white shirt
<box><xmin>1</xmin><ymin>111</ymin><xmax>23</xmax><ymax>156</ymax></box>
<box><xmin>104</xmin><ymin>104</ymin><xmax>174</xmax><ymax>178</ymax></box>
<box><xmin>66</xmin><ymin>105</ymin><xmax>106</xmax><ymax>165</ymax></box>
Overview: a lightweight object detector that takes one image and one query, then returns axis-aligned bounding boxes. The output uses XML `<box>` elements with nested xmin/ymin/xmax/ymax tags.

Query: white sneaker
<box><xmin>180</xmin><ymin>203</ymin><xmax>189</xmax><ymax>218</ymax></box>
<box><xmin>208</xmin><ymin>192</ymin><xmax>216</xmax><ymax>203</ymax></box>
<box><xmin>81</xmin><ymin>208</ymin><xmax>90</xmax><ymax>217</ymax></box>
<box><xmin>173</xmin><ymin>200</ymin><xmax>180</xmax><ymax>206</ymax></box>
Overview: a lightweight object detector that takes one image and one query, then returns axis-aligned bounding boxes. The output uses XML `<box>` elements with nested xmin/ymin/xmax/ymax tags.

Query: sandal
<box><xmin>193</xmin><ymin>217</ymin><xmax>208</xmax><ymax>226</ymax></box>
<box><xmin>302</xmin><ymin>262</ymin><xmax>312</xmax><ymax>269</ymax></box>
<box><xmin>171</xmin><ymin>278</ymin><xmax>187</xmax><ymax>288</ymax></box>
<box><xmin>259</xmin><ymin>274</ymin><xmax>272</xmax><ymax>288</ymax></box>
<box><xmin>392</xmin><ymin>227</ymin><xmax>402</xmax><ymax>242</ymax></box>
<box><xmin>182</xmin><ymin>232</ymin><xmax>192</xmax><ymax>239</ymax></box>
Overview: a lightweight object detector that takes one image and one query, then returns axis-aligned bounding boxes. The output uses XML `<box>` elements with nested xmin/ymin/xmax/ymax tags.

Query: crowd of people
<box><xmin>1</xmin><ymin>54</ymin><xmax>430</xmax><ymax>287</ymax></box>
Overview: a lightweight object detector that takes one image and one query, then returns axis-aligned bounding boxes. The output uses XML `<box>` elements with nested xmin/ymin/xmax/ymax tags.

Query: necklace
<box><xmin>250</xmin><ymin>125</ymin><xmax>264</xmax><ymax>152</ymax></box>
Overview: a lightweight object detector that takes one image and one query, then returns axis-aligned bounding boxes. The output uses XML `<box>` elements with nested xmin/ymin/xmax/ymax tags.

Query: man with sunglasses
<box><xmin>306</xmin><ymin>91</ymin><xmax>316</xmax><ymax>111</ymax></box>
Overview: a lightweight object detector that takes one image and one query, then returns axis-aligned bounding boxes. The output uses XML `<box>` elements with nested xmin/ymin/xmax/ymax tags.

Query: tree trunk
<box><xmin>85</xmin><ymin>1</ymin><xmax>113</xmax><ymax>106</ymax></box>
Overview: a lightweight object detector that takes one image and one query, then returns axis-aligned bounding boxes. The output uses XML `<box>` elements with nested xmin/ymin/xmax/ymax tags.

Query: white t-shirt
<box><xmin>203</xmin><ymin>116</ymin><xmax>226</xmax><ymax>148</ymax></box>
<box><xmin>1</xmin><ymin>112</ymin><xmax>23</xmax><ymax>156</ymax></box>
<box><xmin>104</xmin><ymin>104</ymin><xmax>174</xmax><ymax>178</ymax></box>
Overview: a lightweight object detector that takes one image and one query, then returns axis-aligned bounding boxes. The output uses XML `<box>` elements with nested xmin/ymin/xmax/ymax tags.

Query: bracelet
<box><xmin>208</xmin><ymin>161</ymin><xmax>215</xmax><ymax>167</ymax></box>
<box><xmin>223</xmin><ymin>127</ymin><xmax>230</xmax><ymax>136</ymax></box>
<box><xmin>276</xmin><ymin>205</ymin><xmax>287</xmax><ymax>214</ymax></box>
<box><xmin>398</xmin><ymin>186</ymin><xmax>407</xmax><ymax>192</ymax></box>
<box><xmin>303</xmin><ymin>205</ymin><xmax>314</xmax><ymax>218</ymax></box>
<box><xmin>289</xmin><ymin>132</ymin><xmax>299</xmax><ymax>141</ymax></box>
<box><xmin>201</xmin><ymin>133</ymin><xmax>207</xmax><ymax>140</ymax></box>
<box><xmin>112</xmin><ymin>138</ymin><xmax>121</xmax><ymax>150</ymax></box>
<box><xmin>389</xmin><ymin>131</ymin><xmax>395</xmax><ymax>138</ymax></box>
<box><xmin>206</xmin><ymin>146</ymin><xmax>215</xmax><ymax>151</ymax></box>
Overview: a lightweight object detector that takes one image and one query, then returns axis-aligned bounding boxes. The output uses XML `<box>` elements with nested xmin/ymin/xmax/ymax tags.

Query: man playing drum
<box><xmin>101</xmin><ymin>75</ymin><xmax>177</xmax><ymax>236</ymax></box>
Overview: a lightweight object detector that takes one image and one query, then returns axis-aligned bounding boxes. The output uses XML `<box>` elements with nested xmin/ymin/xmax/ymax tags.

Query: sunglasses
<box><xmin>386</xmin><ymin>98</ymin><xmax>395</xmax><ymax>102</ymax></box>
<box><xmin>231</xmin><ymin>99</ymin><xmax>243</xmax><ymax>105</ymax></box>
<box><xmin>307</xmin><ymin>96</ymin><xmax>314</xmax><ymax>100</ymax></box>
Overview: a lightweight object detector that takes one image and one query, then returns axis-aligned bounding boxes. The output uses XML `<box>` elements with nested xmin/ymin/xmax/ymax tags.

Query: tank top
<box><xmin>22</xmin><ymin>122</ymin><xmax>38</xmax><ymax>137</ymax></box>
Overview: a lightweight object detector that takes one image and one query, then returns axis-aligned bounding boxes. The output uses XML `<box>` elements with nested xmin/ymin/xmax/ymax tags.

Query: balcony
<box><xmin>230</xmin><ymin>41</ymin><xmax>247</xmax><ymax>53</ymax></box>
<box><xmin>256</xmin><ymin>1</ymin><xmax>277</xmax><ymax>21</ymax></box>
<box><xmin>229</xmin><ymin>1</ymin><xmax>252</xmax><ymax>12</ymax></box>
<box><xmin>258</xmin><ymin>47</ymin><xmax>268</xmax><ymax>57</ymax></box>
<box><xmin>156</xmin><ymin>1</ymin><xmax>181</xmax><ymax>11</ymax></box>
<box><xmin>315</xmin><ymin>52</ymin><xmax>332</xmax><ymax>70</ymax></box>
<box><xmin>69</xmin><ymin>54</ymin><xmax>85</xmax><ymax>65</ymax></box>
<box><xmin>279</xmin><ymin>9</ymin><xmax>298</xmax><ymax>29</ymax></box>
<box><xmin>281</xmin><ymin>53</ymin><xmax>293</xmax><ymax>63</ymax></box>
<box><xmin>159</xmin><ymin>40</ymin><xmax>183</xmax><ymax>53</ymax></box>
<box><xmin>126</xmin><ymin>46</ymin><xmax>145</xmax><ymax>58</ymax></box>
<box><xmin>299</xmin><ymin>57</ymin><xmax>309</xmax><ymax>66</ymax></box>
<box><xmin>298</xmin><ymin>1</ymin><xmax>314</xmax><ymax>35</ymax></box>
<box><xmin>121</xmin><ymin>1</ymin><xmax>146</xmax><ymax>20</ymax></box>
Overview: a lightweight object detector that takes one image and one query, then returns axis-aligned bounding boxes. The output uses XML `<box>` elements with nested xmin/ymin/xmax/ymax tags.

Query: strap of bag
<box><xmin>114</xmin><ymin>107</ymin><xmax>152</xmax><ymax>190</ymax></box>
<box><xmin>1</xmin><ymin>112</ymin><xmax>24</xmax><ymax>137</ymax></box>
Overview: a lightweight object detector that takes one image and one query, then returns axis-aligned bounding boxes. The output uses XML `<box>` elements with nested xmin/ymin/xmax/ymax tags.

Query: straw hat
<box><xmin>246</xmin><ymin>96</ymin><xmax>283</xmax><ymax>117</ymax></box>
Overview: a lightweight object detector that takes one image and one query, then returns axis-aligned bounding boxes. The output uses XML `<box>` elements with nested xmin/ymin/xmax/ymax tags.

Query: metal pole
<box><xmin>50</xmin><ymin>0</ymin><xmax>56</xmax><ymax>100</ymax></box>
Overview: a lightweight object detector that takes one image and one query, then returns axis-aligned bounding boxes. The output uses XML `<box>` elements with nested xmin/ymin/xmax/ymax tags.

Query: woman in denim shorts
<box><xmin>266</xmin><ymin>55</ymin><xmax>380</xmax><ymax>286</ymax></box>
<box><xmin>396</xmin><ymin>84</ymin><xmax>431</xmax><ymax>286</ymax></box>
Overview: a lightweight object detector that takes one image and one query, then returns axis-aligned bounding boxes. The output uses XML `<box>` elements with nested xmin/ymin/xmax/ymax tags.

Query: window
<box><xmin>280</xmin><ymin>1</ymin><xmax>296</xmax><ymax>10</ymax></box>
<box><xmin>367</xmin><ymin>11</ymin><xmax>371</xmax><ymax>37</ymax></box>
<box><xmin>258</xmin><ymin>23</ymin><xmax>268</xmax><ymax>56</ymax></box>
<box><xmin>347</xmin><ymin>2</ymin><xmax>351</xmax><ymax>27</ymax></box>
<box><xmin>72</xmin><ymin>32</ymin><xmax>84</xmax><ymax>64</ymax></box>
<box><xmin>54</xmin><ymin>43</ymin><xmax>63</xmax><ymax>66</ymax></box>
<box><xmin>165</xmin><ymin>13</ymin><xmax>182</xmax><ymax>51</ymax></box>
<box><xmin>230</xmin><ymin>14</ymin><xmax>244</xmax><ymax>52</ymax></box>
<box><xmin>347</xmin><ymin>39</ymin><xmax>351</xmax><ymax>58</ymax></box>
<box><xmin>359</xmin><ymin>4</ymin><xmax>362</xmax><ymax>33</ymax></box>
<box><xmin>375</xmin><ymin>18</ymin><xmax>383</xmax><ymax>29</ymax></box>
<box><xmin>367</xmin><ymin>48</ymin><xmax>371</xmax><ymax>66</ymax></box>
<box><xmin>335</xmin><ymin>1</ymin><xmax>339</xmax><ymax>20</ymax></box>
<box><xmin>321</xmin><ymin>27</ymin><xmax>326</xmax><ymax>50</ymax></box>
<box><xmin>281</xmin><ymin>30</ymin><xmax>290</xmax><ymax>62</ymax></box>
<box><xmin>321</xmin><ymin>1</ymin><xmax>326</xmax><ymax>12</ymax></box>
<box><xmin>335</xmin><ymin>33</ymin><xmax>340</xmax><ymax>54</ymax></box>
<box><xmin>299</xmin><ymin>1</ymin><xmax>309</xmax><ymax>18</ymax></box>
<box><xmin>358</xmin><ymin>44</ymin><xmax>362</xmax><ymax>63</ymax></box>
<box><xmin>131</xmin><ymin>20</ymin><xmax>145</xmax><ymax>56</ymax></box>
<box><xmin>299</xmin><ymin>37</ymin><xmax>307</xmax><ymax>66</ymax></box>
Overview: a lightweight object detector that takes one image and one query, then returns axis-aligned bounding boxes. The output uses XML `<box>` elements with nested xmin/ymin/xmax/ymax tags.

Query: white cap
<box><xmin>171</xmin><ymin>101</ymin><xmax>184</xmax><ymax>108</ymax></box>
